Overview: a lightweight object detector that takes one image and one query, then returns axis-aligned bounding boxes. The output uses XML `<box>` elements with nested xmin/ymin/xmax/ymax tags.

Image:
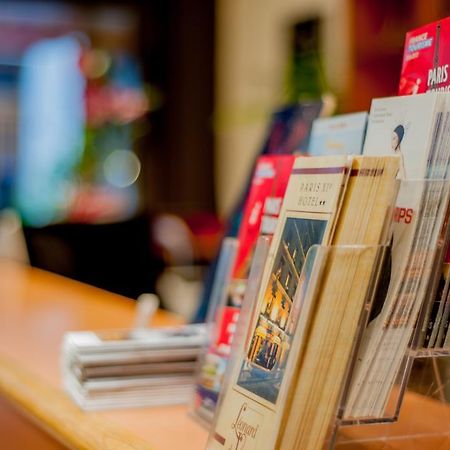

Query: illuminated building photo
<box><xmin>237</xmin><ymin>216</ymin><xmax>326</xmax><ymax>404</ymax></box>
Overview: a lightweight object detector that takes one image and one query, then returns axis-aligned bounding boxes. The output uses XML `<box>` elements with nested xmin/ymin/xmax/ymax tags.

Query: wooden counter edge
<box><xmin>0</xmin><ymin>355</ymin><xmax>155</xmax><ymax>450</ymax></box>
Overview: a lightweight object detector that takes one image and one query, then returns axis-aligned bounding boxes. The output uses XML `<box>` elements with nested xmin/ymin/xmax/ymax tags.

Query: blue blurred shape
<box><xmin>15</xmin><ymin>35</ymin><xmax>85</xmax><ymax>226</ymax></box>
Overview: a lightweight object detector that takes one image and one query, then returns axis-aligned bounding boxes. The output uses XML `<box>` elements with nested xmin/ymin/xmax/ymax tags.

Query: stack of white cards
<box><xmin>62</xmin><ymin>324</ymin><xmax>208</xmax><ymax>410</ymax></box>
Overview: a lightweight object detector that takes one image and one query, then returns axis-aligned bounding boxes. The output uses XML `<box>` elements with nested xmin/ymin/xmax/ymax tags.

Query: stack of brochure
<box><xmin>62</xmin><ymin>324</ymin><xmax>208</xmax><ymax>410</ymax></box>
<box><xmin>344</xmin><ymin>91</ymin><xmax>450</xmax><ymax>419</ymax></box>
<box><xmin>206</xmin><ymin>154</ymin><xmax>400</xmax><ymax>450</ymax></box>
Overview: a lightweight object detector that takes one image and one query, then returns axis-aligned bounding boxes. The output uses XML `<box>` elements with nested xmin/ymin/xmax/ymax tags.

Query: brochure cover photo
<box><xmin>236</xmin><ymin>216</ymin><xmax>326</xmax><ymax>404</ymax></box>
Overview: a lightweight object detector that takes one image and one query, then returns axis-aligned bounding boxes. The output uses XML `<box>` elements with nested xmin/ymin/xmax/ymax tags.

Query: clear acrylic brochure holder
<box><xmin>334</xmin><ymin>178</ymin><xmax>450</xmax><ymax>449</ymax></box>
<box><xmin>207</xmin><ymin>243</ymin><xmax>389</xmax><ymax>450</ymax></box>
<box><xmin>206</xmin><ymin>178</ymin><xmax>450</xmax><ymax>450</ymax></box>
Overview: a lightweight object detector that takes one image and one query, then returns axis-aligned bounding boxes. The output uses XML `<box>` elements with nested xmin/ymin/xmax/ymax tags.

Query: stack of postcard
<box><xmin>62</xmin><ymin>324</ymin><xmax>208</xmax><ymax>410</ymax></box>
<box><xmin>278</xmin><ymin>155</ymin><xmax>400</xmax><ymax>449</ymax></box>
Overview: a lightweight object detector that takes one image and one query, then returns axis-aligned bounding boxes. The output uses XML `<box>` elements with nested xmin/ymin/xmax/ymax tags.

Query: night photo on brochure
<box><xmin>237</xmin><ymin>216</ymin><xmax>326</xmax><ymax>404</ymax></box>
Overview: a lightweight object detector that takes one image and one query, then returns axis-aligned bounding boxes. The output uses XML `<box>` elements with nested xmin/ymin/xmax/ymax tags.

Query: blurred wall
<box><xmin>140</xmin><ymin>0</ymin><xmax>215</xmax><ymax>215</ymax></box>
<box><xmin>215</xmin><ymin>0</ymin><xmax>351</xmax><ymax>216</ymax></box>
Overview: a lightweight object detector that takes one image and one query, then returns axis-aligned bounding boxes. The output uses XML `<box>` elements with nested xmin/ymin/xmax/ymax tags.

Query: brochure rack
<box><xmin>207</xmin><ymin>179</ymin><xmax>450</xmax><ymax>450</ymax></box>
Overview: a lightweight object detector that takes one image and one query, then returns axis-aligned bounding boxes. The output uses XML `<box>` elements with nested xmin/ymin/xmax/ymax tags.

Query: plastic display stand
<box><xmin>207</xmin><ymin>179</ymin><xmax>450</xmax><ymax>450</ymax></box>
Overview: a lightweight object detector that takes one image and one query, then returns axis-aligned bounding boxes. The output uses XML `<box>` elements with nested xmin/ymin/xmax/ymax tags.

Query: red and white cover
<box><xmin>399</xmin><ymin>18</ymin><xmax>450</xmax><ymax>266</ymax></box>
<box><xmin>399</xmin><ymin>17</ymin><xmax>450</xmax><ymax>95</ymax></box>
<box><xmin>232</xmin><ymin>155</ymin><xmax>296</xmax><ymax>279</ymax></box>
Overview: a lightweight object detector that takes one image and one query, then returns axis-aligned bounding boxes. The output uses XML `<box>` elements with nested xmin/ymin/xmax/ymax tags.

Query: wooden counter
<box><xmin>0</xmin><ymin>261</ymin><xmax>208</xmax><ymax>450</ymax></box>
<box><xmin>0</xmin><ymin>261</ymin><xmax>449</xmax><ymax>449</ymax></box>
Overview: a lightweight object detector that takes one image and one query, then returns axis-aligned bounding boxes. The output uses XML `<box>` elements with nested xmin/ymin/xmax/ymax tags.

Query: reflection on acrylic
<box><xmin>237</xmin><ymin>216</ymin><xmax>326</xmax><ymax>404</ymax></box>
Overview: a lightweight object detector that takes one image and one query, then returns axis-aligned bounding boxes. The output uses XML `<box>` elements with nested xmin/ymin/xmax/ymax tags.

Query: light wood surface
<box><xmin>0</xmin><ymin>356</ymin><xmax>154</xmax><ymax>450</ymax></box>
<box><xmin>336</xmin><ymin>389</ymin><xmax>450</xmax><ymax>449</ymax></box>
<box><xmin>0</xmin><ymin>261</ymin><xmax>208</xmax><ymax>450</ymax></box>
<box><xmin>0</xmin><ymin>396</ymin><xmax>65</xmax><ymax>450</ymax></box>
<box><xmin>0</xmin><ymin>261</ymin><xmax>449</xmax><ymax>450</ymax></box>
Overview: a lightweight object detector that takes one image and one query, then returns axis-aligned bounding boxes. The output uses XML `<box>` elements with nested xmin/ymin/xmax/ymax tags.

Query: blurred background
<box><xmin>1</xmin><ymin>0</ymin><xmax>450</xmax><ymax>320</ymax></box>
